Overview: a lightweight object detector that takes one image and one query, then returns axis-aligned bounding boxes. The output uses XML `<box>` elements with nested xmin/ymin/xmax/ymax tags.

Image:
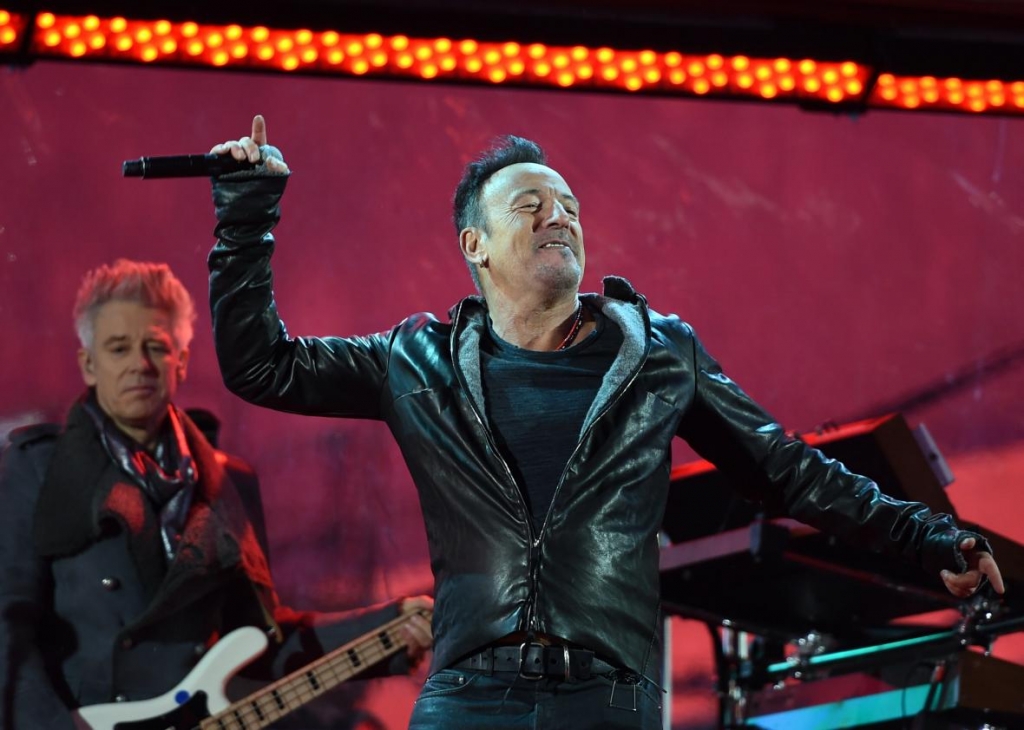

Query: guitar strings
<box><xmin>204</xmin><ymin>630</ymin><xmax>400</xmax><ymax>729</ymax></box>
<box><xmin>201</xmin><ymin>612</ymin><xmax>425</xmax><ymax>730</ymax></box>
<box><xmin>211</xmin><ymin>630</ymin><xmax>401</xmax><ymax>728</ymax></box>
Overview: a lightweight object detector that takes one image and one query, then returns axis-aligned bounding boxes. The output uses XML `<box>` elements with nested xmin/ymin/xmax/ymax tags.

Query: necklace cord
<box><xmin>555</xmin><ymin>302</ymin><xmax>584</xmax><ymax>351</ymax></box>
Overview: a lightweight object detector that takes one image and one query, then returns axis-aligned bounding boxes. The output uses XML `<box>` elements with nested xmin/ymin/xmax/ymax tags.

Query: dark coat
<box><xmin>208</xmin><ymin>174</ymin><xmax>988</xmax><ymax>681</ymax></box>
<box><xmin>0</xmin><ymin>401</ymin><xmax>400</xmax><ymax>730</ymax></box>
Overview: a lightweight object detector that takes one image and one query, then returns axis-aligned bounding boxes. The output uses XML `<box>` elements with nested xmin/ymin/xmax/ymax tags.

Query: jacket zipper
<box><xmin>530</xmin><ymin>299</ymin><xmax>653</xmax><ymax>632</ymax></box>
<box><xmin>535</xmin><ymin>358</ymin><xmax>648</xmax><ymax>550</ymax></box>
<box><xmin>449</xmin><ymin>300</ymin><xmax>539</xmax><ymax>633</ymax></box>
<box><xmin>451</xmin><ymin>296</ymin><xmax>652</xmax><ymax>635</ymax></box>
<box><xmin>536</xmin><ymin>298</ymin><xmax>652</xmax><ymax>547</ymax></box>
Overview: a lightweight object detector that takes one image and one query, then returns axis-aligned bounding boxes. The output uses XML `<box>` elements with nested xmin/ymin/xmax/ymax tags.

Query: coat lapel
<box><xmin>33</xmin><ymin>404</ymin><xmax>167</xmax><ymax>596</ymax></box>
<box><xmin>33</xmin><ymin>401</ymin><xmax>274</xmax><ymax>630</ymax></box>
<box><xmin>126</xmin><ymin>411</ymin><xmax>274</xmax><ymax>631</ymax></box>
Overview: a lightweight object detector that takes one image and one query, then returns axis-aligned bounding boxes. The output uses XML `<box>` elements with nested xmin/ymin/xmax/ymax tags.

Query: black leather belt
<box><xmin>450</xmin><ymin>643</ymin><xmax>618</xmax><ymax>681</ymax></box>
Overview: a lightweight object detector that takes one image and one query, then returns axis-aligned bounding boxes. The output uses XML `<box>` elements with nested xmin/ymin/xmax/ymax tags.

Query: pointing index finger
<box><xmin>251</xmin><ymin>114</ymin><xmax>268</xmax><ymax>147</ymax></box>
<box><xmin>981</xmin><ymin>554</ymin><xmax>1006</xmax><ymax>594</ymax></box>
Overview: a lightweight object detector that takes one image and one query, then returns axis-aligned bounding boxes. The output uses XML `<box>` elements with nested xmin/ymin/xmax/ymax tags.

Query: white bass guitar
<box><xmin>73</xmin><ymin>607</ymin><xmax>430</xmax><ymax>730</ymax></box>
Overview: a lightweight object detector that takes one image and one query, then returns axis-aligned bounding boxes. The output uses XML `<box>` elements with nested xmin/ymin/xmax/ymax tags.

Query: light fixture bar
<box><xmin>4</xmin><ymin>9</ymin><xmax>1024</xmax><ymax>115</ymax></box>
<box><xmin>871</xmin><ymin>72</ymin><xmax>1024</xmax><ymax>114</ymax></box>
<box><xmin>0</xmin><ymin>9</ymin><xmax>28</xmax><ymax>51</ymax></box>
<box><xmin>16</xmin><ymin>10</ymin><xmax>872</xmax><ymax>106</ymax></box>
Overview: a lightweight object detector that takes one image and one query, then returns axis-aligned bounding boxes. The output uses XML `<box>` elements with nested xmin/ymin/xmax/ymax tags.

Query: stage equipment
<box><xmin>660</xmin><ymin>413</ymin><xmax>1024</xmax><ymax>728</ymax></box>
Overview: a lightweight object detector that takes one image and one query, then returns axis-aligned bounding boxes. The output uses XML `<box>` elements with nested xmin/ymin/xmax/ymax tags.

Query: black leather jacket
<box><xmin>209</xmin><ymin>175</ymin><xmax>985</xmax><ymax>679</ymax></box>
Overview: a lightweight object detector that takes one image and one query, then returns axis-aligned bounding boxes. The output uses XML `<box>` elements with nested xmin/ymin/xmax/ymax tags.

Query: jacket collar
<box><xmin>33</xmin><ymin>400</ymin><xmax>273</xmax><ymax>624</ymax></box>
<box><xmin>449</xmin><ymin>275</ymin><xmax>651</xmax><ymax>438</ymax></box>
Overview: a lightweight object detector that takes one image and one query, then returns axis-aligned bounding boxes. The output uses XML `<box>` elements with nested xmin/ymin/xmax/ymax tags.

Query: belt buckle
<box><xmin>517</xmin><ymin>641</ymin><xmax>547</xmax><ymax>681</ymax></box>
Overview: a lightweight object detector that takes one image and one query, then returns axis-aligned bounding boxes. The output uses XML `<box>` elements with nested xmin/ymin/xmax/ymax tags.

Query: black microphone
<box><xmin>121</xmin><ymin>153</ymin><xmax>259</xmax><ymax>179</ymax></box>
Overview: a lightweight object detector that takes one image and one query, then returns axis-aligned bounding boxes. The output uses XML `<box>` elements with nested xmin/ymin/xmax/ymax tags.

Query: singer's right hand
<box><xmin>210</xmin><ymin>114</ymin><xmax>290</xmax><ymax>174</ymax></box>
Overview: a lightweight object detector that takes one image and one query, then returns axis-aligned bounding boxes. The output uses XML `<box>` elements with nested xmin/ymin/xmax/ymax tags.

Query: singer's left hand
<box><xmin>210</xmin><ymin>115</ymin><xmax>290</xmax><ymax>174</ymax></box>
<box><xmin>940</xmin><ymin>536</ymin><xmax>1005</xmax><ymax>598</ymax></box>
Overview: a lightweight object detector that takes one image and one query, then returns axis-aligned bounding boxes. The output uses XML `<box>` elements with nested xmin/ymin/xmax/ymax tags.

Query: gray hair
<box><xmin>73</xmin><ymin>259</ymin><xmax>196</xmax><ymax>350</ymax></box>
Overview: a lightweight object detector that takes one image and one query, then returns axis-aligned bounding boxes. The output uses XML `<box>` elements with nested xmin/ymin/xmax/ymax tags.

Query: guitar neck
<box><xmin>201</xmin><ymin>608</ymin><xmax>430</xmax><ymax>730</ymax></box>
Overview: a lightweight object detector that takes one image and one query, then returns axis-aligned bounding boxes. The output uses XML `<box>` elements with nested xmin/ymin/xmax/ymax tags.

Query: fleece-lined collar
<box><xmin>448</xmin><ymin>275</ymin><xmax>652</xmax><ymax>439</ymax></box>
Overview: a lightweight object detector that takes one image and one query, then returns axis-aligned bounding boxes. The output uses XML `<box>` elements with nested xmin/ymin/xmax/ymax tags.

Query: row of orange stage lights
<box><xmin>1</xmin><ymin>9</ymin><xmax>1023</xmax><ymax>115</ymax></box>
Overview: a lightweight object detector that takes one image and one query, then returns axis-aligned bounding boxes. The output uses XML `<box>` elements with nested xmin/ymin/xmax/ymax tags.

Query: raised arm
<box><xmin>207</xmin><ymin>115</ymin><xmax>394</xmax><ymax>419</ymax></box>
<box><xmin>676</xmin><ymin>325</ymin><xmax>1003</xmax><ymax>597</ymax></box>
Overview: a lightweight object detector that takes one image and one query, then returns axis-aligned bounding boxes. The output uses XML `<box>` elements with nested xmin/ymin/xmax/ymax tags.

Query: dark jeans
<box><xmin>408</xmin><ymin>667</ymin><xmax>664</xmax><ymax>730</ymax></box>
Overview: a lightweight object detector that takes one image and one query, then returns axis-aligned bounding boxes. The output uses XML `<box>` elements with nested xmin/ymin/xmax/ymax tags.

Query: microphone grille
<box><xmin>122</xmin><ymin>159</ymin><xmax>144</xmax><ymax>177</ymax></box>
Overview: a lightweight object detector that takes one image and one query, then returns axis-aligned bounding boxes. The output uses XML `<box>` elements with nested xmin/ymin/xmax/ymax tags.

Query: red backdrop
<box><xmin>2</xmin><ymin>61</ymin><xmax>1023</xmax><ymax>728</ymax></box>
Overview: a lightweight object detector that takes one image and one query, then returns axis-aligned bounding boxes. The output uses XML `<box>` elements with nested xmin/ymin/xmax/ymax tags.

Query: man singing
<box><xmin>204</xmin><ymin>116</ymin><xmax>1002</xmax><ymax>729</ymax></box>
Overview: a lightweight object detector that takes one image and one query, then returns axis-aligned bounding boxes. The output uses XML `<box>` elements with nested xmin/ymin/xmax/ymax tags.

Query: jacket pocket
<box><xmin>414</xmin><ymin>668</ymin><xmax>481</xmax><ymax>701</ymax></box>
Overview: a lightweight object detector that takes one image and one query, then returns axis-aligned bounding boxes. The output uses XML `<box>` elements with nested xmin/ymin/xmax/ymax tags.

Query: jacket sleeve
<box><xmin>675</xmin><ymin>325</ymin><xmax>988</xmax><ymax>579</ymax></box>
<box><xmin>0</xmin><ymin>440</ymin><xmax>77</xmax><ymax>730</ymax></box>
<box><xmin>207</xmin><ymin>176</ymin><xmax>394</xmax><ymax>419</ymax></box>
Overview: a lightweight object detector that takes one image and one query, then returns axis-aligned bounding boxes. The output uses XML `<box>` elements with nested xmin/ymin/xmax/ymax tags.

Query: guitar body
<box><xmin>73</xmin><ymin>626</ymin><xmax>268</xmax><ymax>730</ymax></box>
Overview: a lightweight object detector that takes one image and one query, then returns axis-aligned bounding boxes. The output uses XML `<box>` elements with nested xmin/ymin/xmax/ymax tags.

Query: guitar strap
<box><xmin>244</xmin><ymin>579</ymin><xmax>284</xmax><ymax>645</ymax></box>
